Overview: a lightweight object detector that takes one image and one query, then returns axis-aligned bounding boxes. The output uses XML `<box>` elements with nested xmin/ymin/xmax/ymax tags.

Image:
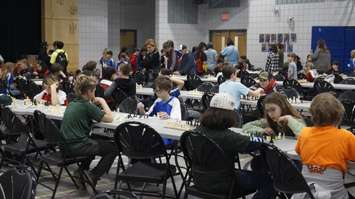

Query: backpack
<box><xmin>55</xmin><ymin>51</ymin><xmax>68</xmax><ymax>69</ymax></box>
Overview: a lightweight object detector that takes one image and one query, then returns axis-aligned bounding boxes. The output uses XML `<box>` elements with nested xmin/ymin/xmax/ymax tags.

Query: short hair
<box><xmin>163</xmin><ymin>40</ymin><xmax>174</xmax><ymax>49</ymax></box>
<box><xmin>351</xmin><ymin>50</ymin><xmax>355</xmax><ymax>58</ymax></box>
<box><xmin>160</xmin><ymin>68</ymin><xmax>172</xmax><ymax>76</ymax></box>
<box><xmin>332</xmin><ymin>61</ymin><xmax>340</xmax><ymax>66</ymax></box>
<box><xmin>106</xmin><ymin>50</ymin><xmax>113</xmax><ymax>56</ymax></box>
<box><xmin>200</xmin><ymin>108</ymin><xmax>237</xmax><ymax>130</ymax></box>
<box><xmin>226</xmin><ymin>38</ymin><xmax>234</xmax><ymax>46</ymax></box>
<box><xmin>119</xmin><ymin>63</ymin><xmax>131</xmax><ymax>76</ymax></box>
<box><xmin>310</xmin><ymin>93</ymin><xmax>344</xmax><ymax>126</ymax></box>
<box><xmin>144</xmin><ymin>39</ymin><xmax>157</xmax><ymax>49</ymax></box>
<box><xmin>43</xmin><ymin>75</ymin><xmax>58</xmax><ymax>86</ymax></box>
<box><xmin>305</xmin><ymin>62</ymin><xmax>314</xmax><ymax>69</ymax></box>
<box><xmin>82</xmin><ymin>61</ymin><xmax>97</xmax><ymax>72</ymax></box>
<box><xmin>277</xmin><ymin>43</ymin><xmax>284</xmax><ymax>50</ymax></box>
<box><xmin>53</xmin><ymin>41</ymin><xmax>64</xmax><ymax>49</ymax></box>
<box><xmin>154</xmin><ymin>76</ymin><xmax>172</xmax><ymax>92</ymax></box>
<box><xmin>206</xmin><ymin>42</ymin><xmax>213</xmax><ymax>49</ymax></box>
<box><xmin>181</xmin><ymin>45</ymin><xmax>187</xmax><ymax>50</ymax></box>
<box><xmin>102</xmin><ymin>67</ymin><xmax>116</xmax><ymax>80</ymax></box>
<box><xmin>222</xmin><ymin>64</ymin><xmax>236</xmax><ymax>79</ymax></box>
<box><xmin>74</xmin><ymin>74</ymin><xmax>97</xmax><ymax>96</ymax></box>
<box><xmin>287</xmin><ymin>53</ymin><xmax>297</xmax><ymax>60</ymax></box>
<box><xmin>270</xmin><ymin>44</ymin><xmax>278</xmax><ymax>53</ymax></box>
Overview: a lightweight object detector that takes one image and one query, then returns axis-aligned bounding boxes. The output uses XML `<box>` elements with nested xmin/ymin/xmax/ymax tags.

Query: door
<box><xmin>210</xmin><ymin>30</ymin><xmax>247</xmax><ymax>56</ymax></box>
<box><xmin>120</xmin><ymin>30</ymin><xmax>137</xmax><ymax>53</ymax></box>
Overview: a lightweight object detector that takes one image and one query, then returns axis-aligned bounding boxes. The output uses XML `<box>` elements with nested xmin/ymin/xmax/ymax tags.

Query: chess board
<box><xmin>164</xmin><ymin>120</ymin><xmax>194</xmax><ymax>131</ymax></box>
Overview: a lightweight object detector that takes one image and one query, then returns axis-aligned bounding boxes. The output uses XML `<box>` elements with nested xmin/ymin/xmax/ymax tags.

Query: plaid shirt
<box><xmin>265</xmin><ymin>52</ymin><xmax>280</xmax><ymax>73</ymax></box>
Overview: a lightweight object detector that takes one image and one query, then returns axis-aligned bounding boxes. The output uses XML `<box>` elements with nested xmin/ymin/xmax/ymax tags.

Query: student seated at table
<box><xmin>243</xmin><ymin>92</ymin><xmax>305</xmax><ymax>137</ymax></box>
<box><xmin>219</xmin><ymin>64</ymin><xmax>263</xmax><ymax>111</ymax></box>
<box><xmin>304</xmin><ymin>62</ymin><xmax>317</xmax><ymax>82</ymax></box>
<box><xmin>33</xmin><ymin>75</ymin><xmax>67</xmax><ymax>105</ymax></box>
<box><xmin>48</xmin><ymin>63</ymin><xmax>66</xmax><ymax>80</ymax></box>
<box><xmin>287</xmin><ymin>53</ymin><xmax>298</xmax><ymax>80</ymax></box>
<box><xmin>0</xmin><ymin>62</ymin><xmax>15</xmax><ymax>95</ymax></box>
<box><xmin>145</xmin><ymin>76</ymin><xmax>181</xmax><ymax>120</ymax></box>
<box><xmin>195</xmin><ymin>93</ymin><xmax>275</xmax><ymax>198</ymax></box>
<box><xmin>257</xmin><ymin>71</ymin><xmax>277</xmax><ymax>95</ymax></box>
<box><xmin>82</xmin><ymin>68</ymin><xmax>104</xmax><ymax>98</ymax></box>
<box><xmin>104</xmin><ymin>63</ymin><xmax>136</xmax><ymax>106</ymax></box>
<box><xmin>99</xmin><ymin>67</ymin><xmax>116</xmax><ymax>109</ymax></box>
<box><xmin>159</xmin><ymin>68</ymin><xmax>184</xmax><ymax>98</ymax></box>
<box><xmin>296</xmin><ymin>93</ymin><xmax>355</xmax><ymax>199</ymax></box>
<box><xmin>60</xmin><ymin>74</ymin><xmax>117</xmax><ymax>187</ymax></box>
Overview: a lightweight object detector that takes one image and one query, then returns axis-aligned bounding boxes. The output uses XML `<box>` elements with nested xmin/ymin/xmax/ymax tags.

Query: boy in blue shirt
<box><xmin>146</xmin><ymin>76</ymin><xmax>181</xmax><ymax>120</ymax></box>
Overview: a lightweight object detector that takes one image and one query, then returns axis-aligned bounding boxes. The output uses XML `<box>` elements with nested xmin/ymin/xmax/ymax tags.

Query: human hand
<box><xmin>158</xmin><ymin>112</ymin><xmax>169</xmax><ymax>119</ymax></box>
<box><xmin>278</xmin><ymin>115</ymin><xmax>291</xmax><ymax>126</ymax></box>
<box><xmin>93</xmin><ymin>97</ymin><xmax>106</xmax><ymax>105</ymax></box>
<box><xmin>264</xmin><ymin>127</ymin><xmax>274</xmax><ymax>135</ymax></box>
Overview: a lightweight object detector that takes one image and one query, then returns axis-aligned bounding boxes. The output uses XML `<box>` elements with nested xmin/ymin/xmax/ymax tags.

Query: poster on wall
<box><xmin>277</xmin><ymin>34</ymin><xmax>283</xmax><ymax>43</ymax></box>
<box><xmin>291</xmin><ymin>33</ymin><xmax>297</xmax><ymax>42</ymax></box>
<box><xmin>271</xmin><ymin>34</ymin><xmax>276</xmax><ymax>43</ymax></box>
<box><xmin>265</xmin><ymin>34</ymin><xmax>270</xmax><ymax>43</ymax></box>
<box><xmin>259</xmin><ymin>34</ymin><xmax>265</xmax><ymax>43</ymax></box>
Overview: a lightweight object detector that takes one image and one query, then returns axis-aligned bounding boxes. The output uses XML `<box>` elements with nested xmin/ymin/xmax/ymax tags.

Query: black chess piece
<box><xmin>128</xmin><ymin>114</ymin><xmax>132</xmax><ymax>119</ymax></box>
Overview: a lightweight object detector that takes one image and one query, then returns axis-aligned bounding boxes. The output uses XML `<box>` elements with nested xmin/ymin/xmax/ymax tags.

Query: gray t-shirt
<box><xmin>288</xmin><ymin>62</ymin><xmax>298</xmax><ymax>80</ymax></box>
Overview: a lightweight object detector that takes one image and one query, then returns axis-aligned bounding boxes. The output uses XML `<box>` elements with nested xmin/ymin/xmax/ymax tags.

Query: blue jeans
<box><xmin>235</xmin><ymin>170</ymin><xmax>275</xmax><ymax>199</ymax></box>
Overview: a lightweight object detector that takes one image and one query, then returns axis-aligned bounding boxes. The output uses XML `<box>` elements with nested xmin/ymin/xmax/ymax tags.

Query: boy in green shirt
<box><xmin>60</xmin><ymin>75</ymin><xmax>116</xmax><ymax>187</ymax></box>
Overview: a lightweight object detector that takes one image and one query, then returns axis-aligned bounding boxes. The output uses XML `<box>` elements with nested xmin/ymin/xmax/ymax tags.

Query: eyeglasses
<box><xmin>154</xmin><ymin>89</ymin><xmax>162</xmax><ymax>94</ymax></box>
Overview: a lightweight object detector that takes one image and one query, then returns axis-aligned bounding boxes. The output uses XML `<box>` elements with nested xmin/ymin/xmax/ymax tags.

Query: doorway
<box><xmin>209</xmin><ymin>30</ymin><xmax>247</xmax><ymax>57</ymax></box>
<box><xmin>120</xmin><ymin>29</ymin><xmax>137</xmax><ymax>53</ymax></box>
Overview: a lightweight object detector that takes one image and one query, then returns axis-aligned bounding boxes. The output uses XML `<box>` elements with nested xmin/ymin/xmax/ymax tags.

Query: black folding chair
<box><xmin>180</xmin><ymin>131</ymin><xmax>253</xmax><ymax>199</ymax></box>
<box><xmin>217</xmin><ymin>75</ymin><xmax>226</xmax><ymax>85</ymax></box>
<box><xmin>0</xmin><ymin>108</ymin><xmax>48</xmax><ymax>173</ymax></box>
<box><xmin>135</xmin><ymin>71</ymin><xmax>145</xmax><ymax>86</ymax></box>
<box><xmin>112</xmin><ymin>121</ymin><xmax>178</xmax><ymax>199</ymax></box>
<box><xmin>338</xmin><ymin>91</ymin><xmax>355</xmax><ymax>128</ymax></box>
<box><xmin>280</xmin><ymin>88</ymin><xmax>301</xmax><ymax>99</ymax></box>
<box><xmin>283</xmin><ymin>79</ymin><xmax>303</xmax><ymax>94</ymax></box>
<box><xmin>0</xmin><ymin>168</ymin><xmax>36</xmax><ymax>199</ymax></box>
<box><xmin>118</xmin><ymin>97</ymin><xmax>137</xmax><ymax>114</ymax></box>
<box><xmin>201</xmin><ymin>92</ymin><xmax>215</xmax><ymax>111</ymax></box>
<box><xmin>185</xmin><ymin>74</ymin><xmax>202</xmax><ymax>91</ymax></box>
<box><xmin>241</xmin><ymin>77</ymin><xmax>256</xmax><ymax>87</ymax></box>
<box><xmin>197</xmin><ymin>82</ymin><xmax>214</xmax><ymax>93</ymax></box>
<box><xmin>35</xmin><ymin>111</ymin><xmax>96</xmax><ymax>199</ymax></box>
<box><xmin>313</xmin><ymin>78</ymin><xmax>334</xmax><ymax>94</ymax></box>
<box><xmin>262</xmin><ymin>144</ymin><xmax>315</xmax><ymax>199</ymax></box>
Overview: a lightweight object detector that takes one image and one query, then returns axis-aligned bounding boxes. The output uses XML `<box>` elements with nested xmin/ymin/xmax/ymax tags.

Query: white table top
<box><xmin>136</xmin><ymin>87</ymin><xmax>311</xmax><ymax>111</ymax></box>
<box><xmin>9</xmin><ymin>100</ymin><xmax>297</xmax><ymax>155</ymax></box>
<box><xmin>276</xmin><ymin>80</ymin><xmax>355</xmax><ymax>90</ymax></box>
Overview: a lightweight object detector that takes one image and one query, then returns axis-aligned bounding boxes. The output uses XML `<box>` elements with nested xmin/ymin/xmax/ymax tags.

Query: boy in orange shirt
<box><xmin>296</xmin><ymin>93</ymin><xmax>355</xmax><ymax>198</ymax></box>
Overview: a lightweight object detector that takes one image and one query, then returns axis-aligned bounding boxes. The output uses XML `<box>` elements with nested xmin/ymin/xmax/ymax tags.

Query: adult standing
<box><xmin>204</xmin><ymin>43</ymin><xmax>218</xmax><ymax>73</ymax></box>
<box><xmin>221</xmin><ymin>38</ymin><xmax>239</xmax><ymax>66</ymax></box>
<box><xmin>144</xmin><ymin>39</ymin><xmax>160</xmax><ymax>82</ymax></box>
<box><xmin>265</xmin><ymin>44</ymin><xmax>280</xmax><ymax>74</ymax></box>
<box><xmin>195</xmin><ymin>42</ymin><xmax>207</xmax><ymax>75</ymax></box>
<box><xmin>50</xmin><ymin>41</ymin><xmax>69</xmax><ymax>74</ymax></box>
<box><xmin>277</xmin><ymin>43</ymin><xmax>284</xmax><ymax>71</ymax></box>
<box><xmin>311</xmin><ymin>39</ymin><xmax>331</xmax><ymax>74</ymax></box>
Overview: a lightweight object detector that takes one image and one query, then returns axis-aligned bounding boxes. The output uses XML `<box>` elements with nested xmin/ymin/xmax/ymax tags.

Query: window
<box><xmin>168</xmin><ymin>0</ymin><xmax>198</xmax><ymax>24</ymax></box>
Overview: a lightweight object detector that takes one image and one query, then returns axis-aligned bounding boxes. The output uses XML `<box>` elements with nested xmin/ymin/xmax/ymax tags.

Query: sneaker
<box><xmin>72</xmin><ymin>169</ymin><xmax>86</xmax><ymax>190</ymax></box>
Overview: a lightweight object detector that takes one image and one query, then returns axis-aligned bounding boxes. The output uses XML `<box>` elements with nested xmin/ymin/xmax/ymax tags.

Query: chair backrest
<box><xmin>280</xmin><ymin>88</ymin><xmax>300</xmax><ymax>99</ymax></box>
<box><xmin>241</xmin><ymin>77</ymin><xmax>256</xmax><ymax>87</ymax></box>
<box><xmin>0</xmin><ymin>107</ymin><xmax>27</xmax><ymax>136</ymax></box>
<box><xmin>197</xmin><ymin>82</ymin><xmax>214</xmax><ymax>93</ymax></box>
<box><xmin>274</xmin><ymin>73</ymin><xmax>286</xmax><ymax>81</ymax></box>
<box><xmin>0</xmin><ymin>168</ymin><xmax>35</xmax><ymax>199</ymax></box>
<box><xmin>283</xmin><ymin>79</ymin><xmax>302</xmax><ymax>92</ymax></box>
<box><xmin>180</xmin><ymin>131</ymin><xmax>235</xmax><ymax>186</ymax></box>
<box><xmin>135</xmin><ymin>72</ymin><xmax>145</xmax><ymax>85</ymax></box>
<box><xmin>201</xmin><ymin>92</ymin><xmax>215</xmax><ymax>111</ymax></box>
<box><xmin>118</xmin><ymin>97</ymin><xmax>137</xmax><ymax>114</ymax></box>
<box><xmin>178</xmin><ymin>97</ymin><xmax>188</xmax><ymax>121</ymax></box>
<box><xmin>313</xmin><ymin>79</ymin><xmax>334</xmax><ymax>93</ymax></box>
<box><xmin>340</xmin><ymin>78</ymin><xmax>355</xmax><ymax>85</ymax></box>
<box><xmin>114</xmin><ymin>121</ymin><xmax>166</xmax><ymax>159</ymax></box>
<box><xmin>263</xmin><ymin>144</ymin><xmax>314</xmax><ymax>198</ymax></box>
<box><xmin>186</xmin><ymin>74</ymin><xmax>203</xmax><ymax>90</ymax></box>
<box><xmin>217</xmin><ymin>75</ymin><xmax>225</xmax><ymax>85</ymax></box>
<box><xmin>338</xmin><ymin>91</ymin><xmax>355</xmax><ymax>123</ymax></box>
<box><xmin>34</xmin><ymin>110</ymin><xmax>62</xmax><ymax>146</ymax></box>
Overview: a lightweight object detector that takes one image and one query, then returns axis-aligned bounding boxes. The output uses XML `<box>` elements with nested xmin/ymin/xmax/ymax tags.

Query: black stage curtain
<box><xmin>0</xmin><ymin>0</ymin><xmax>41</xmax><ymax>62</ymax></box>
